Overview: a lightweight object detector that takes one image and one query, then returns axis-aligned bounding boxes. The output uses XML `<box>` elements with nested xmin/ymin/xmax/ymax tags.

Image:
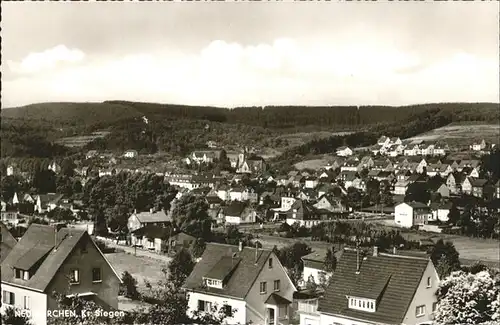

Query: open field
<box><xmin>56</xmin><ymin>131</ymin><xmax>110</xmax><ymax>148</ymax></box>
<box><xmin>406</xmin><ymin>124</ymin><xmax>499</xmax><ymax>145</ymax></box>
<box><xmin>252</xmin><ymin>227</ymin><xmax>500</xmax><ymax>263</ymax></box>
<box><xmin>278</xmin><ymin>131</ymin><xmax>354</xmax><ymax>148</ymax></box>
<box><xmin>105</xmin><ymin>252</ymin><xmax>169</xmax><ymax>294</ymax></box>
<box><xmin>294</xmin><ymin>158</ymin><xmax>330</xmax><ymax>171</ymax></box>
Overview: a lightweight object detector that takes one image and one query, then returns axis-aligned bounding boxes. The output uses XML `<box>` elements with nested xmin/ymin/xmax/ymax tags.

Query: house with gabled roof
<box><xmin>300</xmin><ymin>248</ymin><xmax>336</xmax><ymax>287</ymax></box>
<box><xmin>127</xmin><ymin>208</ymin><xmax>172</xmax><ymax>232</ymax></box>
<box><xmin>286</xmin><ymin>200</ymin><xmax>321</xmax><ymax>228</ymax></box>
<box><xmin>433</xmin><ymin>142</ymin><xmax>449</xmax><ymax>156</ymax></box>
<box><xmin>1</xmin><ymin>224</ymin><xmax>121</xmax><ymax>325</ymax></box>
<box><xmin>468</xmin><ymin>167</ymin><xmax>480</xmax><ymax>178</ymax></box>
<box><xmin>1</xmin><ymin>221</ymin><xmax>17</xmax><ymax>263</ymax></box>
<box><xmin>446</xmin><ymin>172</ymin><xmax>464</xmax><ymax>195</ymax></box>
<box><xmin>305</xmin><ymin>176</ymin><xmax>320</xmax><ymax>189</ymax></box>
<box><xmin>47</xmin><ymin>161</ymin><xmax>61</xmax><ymax>174</ymax></box>
<box><xmin>183</xmin><ymin>242</ymin><xmax>297</xmax><ymax>325</ymax></box>
<box><xmin>340</xmin><ymin>158</ymin><xmax>360</xmax><ymax>172</ymax></box>
<box><xmin>222</xmin><ymin>201</ymin><xmax>257</xmax><ymax>225</ymax></box>
<box><xmin>298</xmin><ymin>188</ymin><xmax>319</xmax><ymax>202</ymax></box>
<box><xmin>457</xmin><ymin>159</ymin><xmax>481</xmax><ymax>172</ymax></box>
<box><xmin>394</xmin><ymin>202</ymin><xmax>432</xmax><ymax>228</ymax></box>
<box><xmin>34</xmin><ymin>193</ymin><xmax>65</xmax><ymax>214</ymax></box>
<box><xmin>377</xmin><ymin>136</ymin><xmax>390</xmax><ymax>147</ymax></box>
<box><xmin>313</xmin><ymin>194</ymin><xmax>347</xmax><ymax>214</ymax></box>
<box><xmin>337</xmin><ymin>171</ymin><xmax>358</xmax><ymax>188</ymax></box>
<box><xmin>336</xmin><ymin>146</ymin><xmax>353</xmax><ymax>157</ymax></box>
<box><xmin>309</xmin><ymin>247</ymin><xmax>439</xmax><ymax>325</ymax></box>
<box><xmin>470</xmin><ymin>139</ymin><xmax>487</xmax><ymax>151</ymax></box>
<box><xmin>130</xmin><ymin>224</ymin><xmax>172</xmax><ymax>252</ymax></box>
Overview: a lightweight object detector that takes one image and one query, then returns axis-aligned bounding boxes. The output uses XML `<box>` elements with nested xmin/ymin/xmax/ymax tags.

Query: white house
<box><xmin>301</xmin><ymin>249</ymin><xmax>334</xmax><ymax>287</ymax></box>
<box><xmin>394</xmin><ymin>202</ymin><xmax>433</xmax><ymax>228</ymax></box>
<box><xmin>305</xmin><ymin>177</ymin><xmax>319</xmax><ymax>189</ymax></box>
<box><xmin>429</xmin><ymin>202</ymin><xmax>452</xmax><ymax>223</ymax></box>
<box><xmin>183</xmin><ymin>243</ymin><xmax>297</xmax><ymax>325</ymax></box>
<box><xmin>222</xmin><ymin>202</ymin><xmax>257</xmax><ymax>225</ymax></box>
<box><xmin>6</xmin><ymin>165</ymin><xmax>15</xmax><ymax>176</ymax></box>
<box><xmin>336</xmin><ymin>146</ymin><xmax>353</xmax><ymax>157</ymax></box>
<box><xmin>123</xmin><ymin>150</ymin><xmax>138</xmax><ymax>158</ymax></box>
<box><xmin>470</xmin><ymin>139</ymin><xmax>487</xmax><ymax>151</ymax></box>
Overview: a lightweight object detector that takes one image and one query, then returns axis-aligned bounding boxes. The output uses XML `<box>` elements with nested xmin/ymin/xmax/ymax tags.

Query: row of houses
<box><xmin>185</xmin><ymin>148</ymin><xmax>267</xmax><ymax>174</ymax></box>
<box><xmin>183</xmin><ymin>242</ymin><xmax>439</xmax><ymax>325</ymax></box>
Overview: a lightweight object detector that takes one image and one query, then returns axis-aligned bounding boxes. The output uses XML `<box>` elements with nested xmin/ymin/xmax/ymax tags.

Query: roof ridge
<box><xmin>206</xmin><ymin>242</ymin><xmax>272</xmax><ymax>253</ymax></box>
<box><xmin>378</xmin><ymin>252</ymin><xmax>429</xmax><ymax>261</ymax></box>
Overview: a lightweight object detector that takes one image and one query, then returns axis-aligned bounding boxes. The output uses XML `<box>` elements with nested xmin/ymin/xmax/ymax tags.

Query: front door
<box><xmin>268</xmin><ymin>308</ymin><xmax>275</xmax><ymax>325</ymax></box>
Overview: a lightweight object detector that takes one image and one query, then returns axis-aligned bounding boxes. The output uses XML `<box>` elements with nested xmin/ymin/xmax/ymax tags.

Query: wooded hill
<box><xmin>1</xmin><ymin>101</ymin><xmax>498</xmax><ymax>159</ymax></box>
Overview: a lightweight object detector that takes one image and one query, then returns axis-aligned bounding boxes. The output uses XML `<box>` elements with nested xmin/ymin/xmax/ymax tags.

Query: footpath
<box><xmin>96</xmin><ymin>236</ymin><xmax>172</xmax><ymax>263</ymax></box>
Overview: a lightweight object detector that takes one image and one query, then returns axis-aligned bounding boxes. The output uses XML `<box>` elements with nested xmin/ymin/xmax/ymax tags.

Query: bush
<box><xmin>119</xmin><ymin>271</ymin><xmax>140</xmax><ymax>300</ymax></box>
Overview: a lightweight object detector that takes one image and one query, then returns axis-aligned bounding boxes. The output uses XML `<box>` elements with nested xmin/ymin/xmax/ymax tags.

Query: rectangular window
<box><xmin>23</xmin><ymin>270</ymin><xmax>30</xmax><ymax>280</ymax></box>
<box><xmin>15</xmin><ymin>268</ymin><xmax>22</xmax><ymax>279</ymax></box>
<box><xmin>432</xmin><ymin>302</ymin><xmax>437</xmax><ymax>312</ymax></box>
<box><xmin>260</xmin><ymin>281</ymin><xmax>267</xmax><ymax>294</ymax></box>
<box><xmin>269</xmin><ymin>258</ymin><xmax>273</xmax><ymax>268</ymax></box>
<box><xmin>274</xmin><ymin>280</ymin><xmax>280</xmax><ymax>291</ymax></box>
<box><xmin>426</xmin><ymin>276</ymin><xmax>432</xmax><ymax>288</ymax></box>
<box><xmin>24</xmin><ymin>296</ymin><xmax>30</xmax><ymax>310</ymax></box>
<box><xmin>2</xmin><ymin>291</ymin><xmax>15</xmax><ymax>305</ymax></box>
<box><xmin>197</xmin><ymin>300</ymin><xmax>211</xmax><ymax>312</ymax></box>
<box><xmin>416</xmin><ymin>305</ymin><xmax>426</xmax><ymax>317</ymax></box>
<box><xmin>70</xmin><ymin>269</ymin><xmax>80</xmax><ymax>284</ymax></box>
<box><xmin>92</xmin><ymin>268</ymin><xmax>102</xmax><ymax>282</ymax></box>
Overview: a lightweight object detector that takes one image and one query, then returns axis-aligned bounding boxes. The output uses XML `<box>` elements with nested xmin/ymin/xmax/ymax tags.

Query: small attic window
<box><xmin>14</xmin><ymin>269</ymin><xmax>30</xmax><ymax>281</ymax></box>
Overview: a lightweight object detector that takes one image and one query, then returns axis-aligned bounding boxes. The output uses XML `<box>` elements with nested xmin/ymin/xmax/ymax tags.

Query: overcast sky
<box><xmin>2</xmin><ymin>2</ymin><xmax>499</xmax><ymax>108</ymax></box>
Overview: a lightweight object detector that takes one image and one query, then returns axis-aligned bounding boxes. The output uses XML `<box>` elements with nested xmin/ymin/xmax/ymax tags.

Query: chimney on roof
<box><xmin>255</xmin><ymin>245</ymin><xmax>259</xmax><ymax>264</ymax></box>
<box><xmin>150</xmin><ymin>207</ymin><xmax>154</xmax><ymax>213</ymax></box>
<box><xmin>393</xmin><ymin>246</ymin><xmax>397</xmax><ymax>255</ymax></box>
<box><xmin>239</xmin><ymin>241</ymin><xmax>243</xmax><ymax>252</ymax></box>
<box><xmin>373</xmin><ymin>246</ymin><xmax>379</xmax><ymax>257</ymax></box>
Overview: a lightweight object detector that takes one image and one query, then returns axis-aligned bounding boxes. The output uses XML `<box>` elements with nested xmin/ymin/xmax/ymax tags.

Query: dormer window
<box><xmin>348</xmin><ymin>296</ymin><xmax>376</xmax><ymax>312</ymax></box>
<box><xmin>204</xmin><ymin>278</ymin><xmax>223</xmax><ymax>289</ymax></box>
<box><xmin>14</xmin><ymin>268</ymin><xmax>30</xmax><ymax>281</ymax></box>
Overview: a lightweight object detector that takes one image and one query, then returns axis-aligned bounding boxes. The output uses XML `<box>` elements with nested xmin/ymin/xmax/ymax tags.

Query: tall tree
<box><xmin>435</xmin><ymin>270</ymin><xmax>500</xmax><ymax>325</ymax></box>
<box><xmin>429</xmin><ymin>239</ymin><xmax>461</xmax><ymax>278</ymax></box>
<box><xmin>168</xmin><ymin>249</ymin><xmax>195</xmax><ymax>289</ymax></box>
<box><xmin>324</xmin><ymin>247</ymin><xmax>337</xmax><ymax>273</ymax></box>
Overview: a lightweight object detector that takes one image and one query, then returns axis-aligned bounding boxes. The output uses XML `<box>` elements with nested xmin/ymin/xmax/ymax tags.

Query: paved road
<box><xmin>96</xmin><ymin>236</ymin><xmax>172</xmax><ymax>264</ymax></box>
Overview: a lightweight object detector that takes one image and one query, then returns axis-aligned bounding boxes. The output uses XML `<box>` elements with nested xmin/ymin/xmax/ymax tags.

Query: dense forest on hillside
<box><xmin>84</xmin><ymin>117</ymin><xmax>283</xmax><ymax>155</ymax></box>
<box><xmin>4</xmin><ymin>101</ymin><xmax>498</xmax><ymax>129</ymax></box>
<box><xmin>1</xmin><ymin>101</ymin><xmax>498</xmax><ymax>159</ymax></box>
<box><xmin>0</xmin><ymin>119</ymin><xmax>71</xmax><ymax>158</ymax></box>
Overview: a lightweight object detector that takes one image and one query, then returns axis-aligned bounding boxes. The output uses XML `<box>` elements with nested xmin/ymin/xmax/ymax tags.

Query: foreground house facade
<box><xmin>299</xmin><ymin>248</ymin><xmax>439</xmax><ymax>325</ymax></box>
<box><xmin>1</xmin><ymin>224</ymin><xmax>121</xmax><ymax>325</ymax></box>
<box><xmin>183</xmin><ymin>242</ymin><xmax>297</xmax><ymax>325</ymax></box>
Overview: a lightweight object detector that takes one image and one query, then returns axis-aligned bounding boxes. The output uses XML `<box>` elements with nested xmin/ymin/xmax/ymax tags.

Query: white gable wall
<box><xmin>186</xmin><ymin>291</ymin><xmax>246</xmax><ymax>325</ymax></box>
<box><xmin>394</xmin><ymin>203</ymin><xmax>414</xmax><ymax>228</ymax></box>
<box><xmin>402</xmin><ymin>260</ymin><xmax>439</xmax><ymax>325</ymax></box>
<box><xmin>0</xmin><ymin>283</ymin><xmax>47</xmax><ymax>325</ymax></box>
